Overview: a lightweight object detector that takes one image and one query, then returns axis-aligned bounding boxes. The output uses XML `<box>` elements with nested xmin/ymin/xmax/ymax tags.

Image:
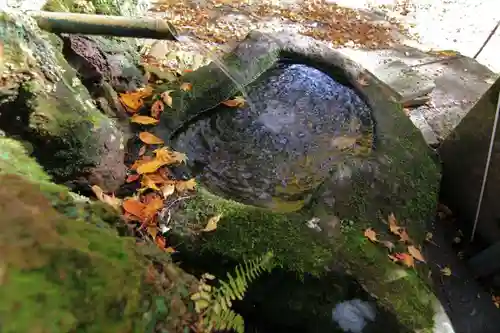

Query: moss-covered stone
<box><xmin>0</xmin><ymin>136</ymin><xmax>199</xmax><ymax>333</ymax></box>
<box><xmin>0</xmin><ymin>9</ymin><xmax>126</xmax><ymax>191</ymax></box>
<box><xmin>43</xmin><ymin>0</ymin><xmax>147</xmax><ymax>16</ymax></box>
<box><xmin>164</xmin><ymin>31</ymin><xmax>441</xmax><ymax>332</ymax></box>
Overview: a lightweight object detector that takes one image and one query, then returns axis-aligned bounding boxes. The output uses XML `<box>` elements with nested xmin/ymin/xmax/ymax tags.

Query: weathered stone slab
<box><xmin>439</xmin><ymin>76</ymin><xmax>500</xmax><ymax>245</ymax></box>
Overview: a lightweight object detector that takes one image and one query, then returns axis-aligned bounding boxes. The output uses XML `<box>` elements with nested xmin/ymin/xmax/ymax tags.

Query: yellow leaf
<box><xmin>203</xmin><ymin>214</ymin><xmax>222</xmax><ymax>232</ymax></box>
<box><xmin>139</xmin><ymin>132</ymin><xmax>164</xmax><ymax>145</ymax></box>
<box><xmin>180</xmin><ymin>82</ymin><xmax>192</xmax><ymax>91</ymax></box>
<box><xmin>139</xmin><ymin>175</ymin><xmax>161</xmax><ymax>192</ymax></box>
<box><xmin>363</xmin><ymin>228</ymin><xmax>378</xmax><ymax>242</ymax></box>
<box><xmin>136</xmin><ymin>159</ymin><xmax>165</xmax><ymax>174</ymax></box>
<box><xmin>425</xmin><ymin>232</ymin><xmax>433</xmax><ymax>242</ymax></box>
<box><xmin>90</xmin><ymin>185</ymin><xmax>122</xmax><ymax>211</ymax></box>
<box><xmin>175</xmin><ymin>178</ymin><xmax>197</xmax><ymax>193</ymax></box>
<box><xmin>147</xmin><ymin>226</ymin><xmax>158</xmax><ymax>239</ymax></box>
<box><xmin>161</xmin><ymin>183</ymin><xmax>175</xmax><ymax>198</ymax></box>
<box><xmin>119</xmin><ymin>92</ymin><xmax>144</xmax><ymax>112</ymax></box>
<box><xmin>165</xmin><ymin>246</ymin><xmax>176</xmax><ymax>253</ymax></box>
<box><xmin>221</xmin><ymin>95</ymin><xmax>246</xmax><ymax>107</ymax></box>
<box><xmin>388</xmin><ymin>213</ymin><xmax>401</xmax><ymax>235</ymax></box>
<box><xmin>154</xmin><ymin>147</ymin><xmax>188</xmax><ymax>165</ymax></box>
<box><xmin>130</xmin><ymin>115</ymin><xmax>160</xmax><ymax>125</ymax></box>
<box><xmin>407</xmin><ymin>245</ymin><xmax>426</xmax><ymax>263</ymax></box>
<box><xmin>162</xmin><ymin>90</ymin><xmax>174</xmax><ymax>108</ymax></box>
<box><xmin>441</xmin><ymin>266</ymin><xmax>452</xmax><ymax>276</ymax></box>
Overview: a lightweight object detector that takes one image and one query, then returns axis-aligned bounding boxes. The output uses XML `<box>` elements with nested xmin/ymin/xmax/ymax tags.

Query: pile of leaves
<box><xmin>150</xmin><ymin>0</ymin><xmax>401</xmax><ymax>49</ymax></box>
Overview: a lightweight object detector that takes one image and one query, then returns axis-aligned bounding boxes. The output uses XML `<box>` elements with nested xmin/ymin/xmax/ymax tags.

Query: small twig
<box><xmin>473</xmin><ymin>19</ymin><xmax>500</xmax><ymax>59</ymax></box>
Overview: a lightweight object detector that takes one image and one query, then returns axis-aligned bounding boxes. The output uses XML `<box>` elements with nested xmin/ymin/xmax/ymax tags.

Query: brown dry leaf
<box><xmin>151</xmin><ymin>100</ymin><xmax>164</xmax><ymax>119</ymax></box>
<box><xmin>202</xmin><ymin>214</ymin><xmax>222</xmax><ymax>232</ymax></box>
<box><xmin>122</xmin><ymin>198</ymin><xmax>147</xmax><ymax>220</ymax></box>
<box><xmin>381</xmin><ymin>240</ymin><xmax>395</xmax><ymax>251</ymax></box>
<box><xmin>387</xmin><ymin>213</ymin><xmax>401</xmax><ymax>235</ymax></box>
<box><xmin>398</xmin><ymin>228</ymin><xmax>412</xmax><ymax>243</ymax></box>
<box><xmin>161</xmin><ymin>90</ymin><xmax>174</xmax><ymax>108</ymax></box>
<box><xmin>441</xmin><ymin>266</ymin><xmax>452</xmax><ymax>276</ymax></box>
<box><xmin>161</xmin><ymin>183</ymin><xmax>176</xmax><ymax>198</ymax></box>
<box><xmin>139</xmin><ymin>132</ymin><xmax>164</xmax><ymax>145</ymax></box>
<box><xmin>126</xmin><ymin>174</ymin><xmax>141</xmax><ymax>183</ymax></box>
<box><xmin>221</xmin><ymin>95</ymin><xmax>246</xmax><ymax>107</ymax></box>
<box><xmin>91</xmin><ymin>185</ymin><xmax>122</xmax><ymax>211</ymax></box>
<box><xmin>138</xmin><ymin>145</ymin><xmax>147</xmax><ymax>156</ymax></box>
<box><xmin>130</xmin><ymin>115</ymin><xmax>160</xmax><ymax>125</ymax></box>
<box><xmin>119</xmin><ymin>92</ymin><xmax>145</xmax><ymax>113</ymax></box>
<box><xmin>363</xmin><ymin>228</ymin><xmax>378</xmax><ymax>242</ymax></box>
<box><xmin>408</xmin><ymin>245</ymin><xmax>426</xmax><ymax>263</ymax></box>
<box><xmin>180</xmin><ymin>82</ymin><xmax>192</xmax><ymax>91</ymax></box>
<box><xmin>175</xmin><ymin>178</ymin><xmax>197</xmax><ymax>193</ymax></box>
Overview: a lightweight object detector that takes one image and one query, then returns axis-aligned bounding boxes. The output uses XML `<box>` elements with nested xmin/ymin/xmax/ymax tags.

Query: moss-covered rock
<box><xmin>162</xmin><ymin>31</ymin><xmax>441</xmax><ymax>332</ymax></box>
<box><xmin>0</xmin><ymin>9</ymin><xmax>127</xmax><ymax>192</ymax></box>
<box><xmin>0</xmin><ymin>136</ymin><xmax>199</xmax><ymax>333</ymax></box>
<box><xmin>43</xmin><ymin>0</ymin><xmax>148</xmax><ymax>16</ymax></box>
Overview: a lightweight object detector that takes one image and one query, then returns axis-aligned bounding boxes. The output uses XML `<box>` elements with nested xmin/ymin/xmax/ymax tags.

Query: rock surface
<box><xmin>0</xmin><ymin>9</ymin><xmax>127</xmax><ymax>192</ymax></box>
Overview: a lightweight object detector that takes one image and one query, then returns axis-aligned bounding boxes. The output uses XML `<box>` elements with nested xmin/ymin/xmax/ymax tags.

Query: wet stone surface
<box><xmin>173</xmin><ymin>63</ymin><xmax>374</xmax><ymax>210</ymax></box>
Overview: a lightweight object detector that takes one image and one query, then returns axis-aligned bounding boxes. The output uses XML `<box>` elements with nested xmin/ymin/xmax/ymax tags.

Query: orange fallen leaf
<box><xmin>123</xmin><ymin>212</ymin><xmax>141</xmax><ymax>223</ymax></box>
<box><xmin>126</xmin><ymin>174</ymin><xmax>141</xmax><ymax>183</ymax></box>
<box><xmin>175</xmin><ymin>178</ymin><xmax>197</xmax><ymax>193</ymax></box>
<box><xmin>221</xmin><ymin>96</ymin><xmax>246</xmax><ymax>107</ymax></box>
<box><xmin>180</xmin><ymin>82</ymin><xmax>192</xmax><ymax>91</ymax></box>
<box><xmin>136</xmin><ymin>159</ymin><xmax>166</xmax><ymax>175</ymax></box>
<box><xmin>139</xmin><ymin>132</ymin><xmax>164</xmax><ymax>145</ymax></box>
<box><xmin>147</xmin><ymin>226</ymin><xmax>158</xmax><ymax>239</ymax></box>
<box><xmin>162</xmin><ymin>90</ymin><xmax>174</xmax><ymax>108</ymax></box>
<box><xmin>90</xmin><ymin>185</ymin><xmax>122</xmax><ymax>211</ymax></box>
<box><xmin>130</xmin><ymin>115</ymin><xmax>160</xmax><ymax>125</ymax></box>
<box><xmin>131</xmin><ymin>155</ymin><xmax>154</xmax><ymax>170</ymax></box>
<box><xmin>151</xmin><ymin>100</ymin><xmax>164</xmax><ymax>119</ymax></box>
<box><xmin>122</xmin><ymin>198</ymin><xmax>147</xmax><ymax>220</ymax></box>
<box><xmin>155</xmin><ymin>235</ymin><xmax>167</xmax><ymax>249</ymax></box>
<box><xmin>146</xmin><ymin>172</ymin><xmax>169</xmax><ymax>184</ymax></box>
<box><xmin>363</xmin><ymin>228</ymin><xmax>378</xmax><ymax>242</ymax></box>
<box><xmin>119</xmin><ymin>92</ymin><xmax>145</xmax><ymax>113</ymax></box>
<box><xmin>388</xmin><ymin>213</ymin><xmax>401</xmax><ymax>235</ymax></box>
<box><xmin>408</xmin><ymin>245</ymin><xmax>426</xmax><ymax>263</ymax></box>
<box><xmin>395</xmin><ymin>253</ymin><xmax>415</xmax><ymax>268</ymax></box>
<box><xmin>143</xmin><ymin>195</ymin><xmax>164</xmax><ymax>218</ymax></box>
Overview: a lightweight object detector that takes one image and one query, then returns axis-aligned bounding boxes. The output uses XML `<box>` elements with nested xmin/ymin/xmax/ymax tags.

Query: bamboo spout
<box><xmin>29</xmin><ymin>11</ymin><xmax>179</xmax><ymax>41</ymax></box>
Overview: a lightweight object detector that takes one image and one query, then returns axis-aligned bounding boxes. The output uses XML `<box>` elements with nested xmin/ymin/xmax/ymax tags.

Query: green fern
<box><xmin>191</xmin><ymin>252</ymin><xmax>275</xmax><ymax>333</ymax></box>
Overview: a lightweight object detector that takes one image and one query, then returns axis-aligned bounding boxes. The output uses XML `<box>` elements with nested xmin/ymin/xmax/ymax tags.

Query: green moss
<box><xmin>43</xmin><ymin>0</ymin><xmax>139</xmax><ymax>16</ymax></box>
<box><xmin>173</xmin><ymin>188</ymin><xmax>333</xmax><ymax>276</ymax></box>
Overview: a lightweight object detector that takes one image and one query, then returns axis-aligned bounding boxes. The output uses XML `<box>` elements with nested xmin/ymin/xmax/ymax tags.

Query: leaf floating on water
<box><xmin>139</xmin><ymin>132</ymin><xmax>164</xmax><ymax>145</ymax></box>
<box><xmin>203</xmin><ymin>214</ymin><xmax>222</xmax><ymax>232</ymax></box>
<box><xmin>151</xmin><ymin>100</ymin><xmax>165</xmax><ymax>119</ymax></box>
<box><xmin>175</xmin><ymin>178</ymin><xmax>197</xmax><ymax>193</ymax></box>
<box><xmin>221</xmin><ymin>95</ymin><xmax>246</xmax><ymax>107</ymax></box>
<box><xmin>407</xmin><ymin>245</ymin><xmax>426</xmax><ymax>263</ymax></box>
<box><xmin>180</xmin><ymin>82</ymin><xmax>192</xmax><ymax>91</ymax></box>
<box><xmin>91</xmin><ymin>185</ymin><xmax>122</xmax><ymax>211</ymax></box>
<box><xmin>441</xmin><ymin>266</ymin><xmax>452</xmax><ymax>276</ymax></box>
<box><xmin>161</xmin><ymin>90</ymin><xmax>174</xmax><ymax>108</ymax></box>
<box><xmin>130</xmin><ymin>115</ymin><xmax>160</xmax><ymax>125</ymax></box>
<box><xmin>363</xmin><ymin>228</ymin><xmax>378</xmax><ymax>242</ymax></box>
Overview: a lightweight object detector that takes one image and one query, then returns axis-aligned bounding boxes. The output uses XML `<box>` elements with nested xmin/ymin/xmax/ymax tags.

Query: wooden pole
<box><xmin>29</xmin><ymin>11</ymin><xmax>179</xmax><ymax>40</ymax></box>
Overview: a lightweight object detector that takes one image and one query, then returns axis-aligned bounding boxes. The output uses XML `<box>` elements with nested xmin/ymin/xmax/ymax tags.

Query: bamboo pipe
<box><xmin>28</xmin><ymin>11</ymin><xmax>179</xmax><ymax>41</ymax></box>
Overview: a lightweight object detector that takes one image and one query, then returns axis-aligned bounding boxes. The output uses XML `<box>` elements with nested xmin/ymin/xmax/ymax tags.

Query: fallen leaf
<box><xmin>136</xmin><ymin>159</ymin><xmax>166</xmax><ymax>175</ymax></box>
<box><xmin>151</xmin><ymin>100</ymin><xmax>164</xmax><ymax>118</ymax></box>
<box><xmin>139</xmin><ymin>132</ymin><xmax>164</xmax><ymax>145</ymax></box>
<box><xmin>155</xmin><ymin>147</ymin><xmax>187</xmax><ymax>165</ymax></box>
<box><xmin>155</xmin><ymin>235</ymin><xmax>167</xmax><ymax>249</ymax></box>
<box><xmin>140</xmin><ymin>175</ymin><xmax>161</xmax><ymax>192</ymax></box>
<box><xmin>143</xmin><ymin>195</ymin><xmax>164</xmax><ymax>219</ymax></box>
<box><xmin>126</xmin><ymin>174</ymin><xmax>141</xmax><ymax>183</ymax></box>
<box><xmin>363</xmin><ymin>228</ymin><xmax>378</xmax><ymax>242</ymax></box>
<box><xmin>492</xmin><ymin>295</ymin><xmax>500</xmax><ymax>308</ymax></box>
<box><xmin>180</xmin><ymin>82</ymin><xmax>192</xmax><ymax>91</ymax></box>
<box><xmin>441</xmin><ymin>266</ymin><xmax>452</xmax><ymax>276</ymax></box>
<box><xmin>395</xmin><ymin>253</ymin><xmax>415</xmax><ymax>268</ymax></box>
<box><xmin>138</xmin><ymin>145</ymin><xmax>147</xmax><ymax>156</ymax></box>
<box><xmin>388</xmin><ymin>254</ymin><xmax>399</xmax><ymax>263</ymax></box>
<box><xmin>162</xmin><ymin>90</ymin><xmax>174</xmax><ymax>108</ymax></box>
<box><xmin>122</xmin><ymin>198</ymin><xmax>147</xmax><ymax>220</ymax></box>
<box><xmin>202</xmin><ymin>214</ymin><xmax>222</xmax><ymax>232</ymax></box>
<box><xmin>130</xmin><ymin>115</ymin><xmax>160</xmax><ymax>125</ymax></box>
<box><xmin>381</xmin><ymin>240</ymin><xmax>395</xmax><ymax>251</ymax></box>
<box><xmin>165</xmin><ymin>247</ymin><xmax>176</xmax><ymax>253</ymax></box>
<box><xmin>175</xmin><ymin>178</ymin><xmax>197</xmax><ymax>192</ymax></box>
<box><xmin>388</xmin><ymin>213</ymin><xmax>401</xmax><ymax>235</ymax></box>
<box><xmin>131</xmin><ymin>155</ymin><xmax>154</xmax><ymax>170</ymax></box>
<box><xmin>398</xmin><ymin>228</ymin><xmax>412</xmax><ymax>243</ymax></box>
<box><xmin>119</xmin><ymin>92</ymin><xmax>145</xmax><ymax>112</ymax></box>
<box><xmin>407</xmin><ymin>245</ymin><xmax>426</xmax><ymax>263</ymax></box>
<box><xmin>123</xmin><ymin>212</ymin><xmax>141</xmax><ymax>223</ymax></box>
<box><xmin>221</xmin><ymin>95</ymin><xmax>246</xmax><ymax>107</ymax></box>
<box><xmin>91</xmin><ymin>185</ymin><xmax>122</xmax><ymax>211</ymax></box>
<box><xmin>161</xmin><ymin>183</ymin><xmax>176</xmax><ymax>198</ymax></box>
<box><xmin>147</xmin><ymin>226</ymin><xmax>158</xmax><ymax>239</ymax></box>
